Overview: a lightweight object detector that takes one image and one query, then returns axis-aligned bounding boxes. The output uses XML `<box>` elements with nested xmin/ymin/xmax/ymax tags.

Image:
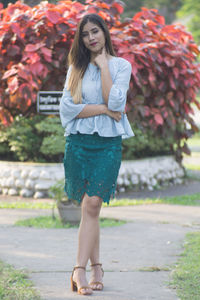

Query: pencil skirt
<box><xmin>63</xmin><ymin>133</ymin><xmax>122</xmax><ymax>204</ymax></box>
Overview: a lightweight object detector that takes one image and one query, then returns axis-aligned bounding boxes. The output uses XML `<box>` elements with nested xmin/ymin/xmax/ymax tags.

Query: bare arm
<box><xmin>76</xmin><ymin>104</ymin><xmax>106</xmax><ymax>118</ymax></box>
<box><xmin>94</xmin><ymin>48</ymin><xmax>113</xmax><ymax>105</ymax></box>
<box><xmin>76</xmin><ymin>104</ymin><xmax>121</xmax><ymax>122</ymax></box>
<box><xmin>100</xmin><ymin>63</ymin><xmax>113</xmax><ymax>104</ymax></box>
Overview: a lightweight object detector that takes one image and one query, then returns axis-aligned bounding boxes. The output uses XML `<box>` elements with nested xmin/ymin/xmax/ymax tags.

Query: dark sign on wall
<box><xmin>37</xmin><ymin>91</ymin><xmax>63</xmax><ymax>114</ymax></box>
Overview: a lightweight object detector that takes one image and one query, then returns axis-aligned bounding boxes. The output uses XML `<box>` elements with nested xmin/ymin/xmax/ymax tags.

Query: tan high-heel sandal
<box><xmin>71</xmin><ymin>266</ymin><xmax>93</xmax><ymax>295</ymax></box>
<box><xmin>89</xmin><ymin>263</ymin><xmax>104</xmax><ymax>291</ymax></box>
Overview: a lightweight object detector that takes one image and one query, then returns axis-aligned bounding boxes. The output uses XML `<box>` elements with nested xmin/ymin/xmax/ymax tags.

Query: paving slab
<box><xmin>0</xmin><ymin>212</ymin><xmax>198</xmax><ymax>300</ymax></box>
<box><xmin>101</xmin><ymin>204</ymin><xmax>200</xmax><ymax>226</ymax></box>
<box><xmin>0</xmin><ymin>208</ymin><xmax>53</xmax><ymax>226</ymax></box>
<box><xmin>1</xmin><ymin>182</ymin><xmax>200</xmax><ymax>299</ymax></box>
<box><xmin>30</xmin><ymin>271</ymin><xmax>177</xmax><ymax>300</ymax></box>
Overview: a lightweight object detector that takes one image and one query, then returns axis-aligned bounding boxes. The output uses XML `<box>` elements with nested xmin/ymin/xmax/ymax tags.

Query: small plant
<box><xmin>49</xmin><ymin>179</ymin><xmax>68</xmax><ymax>220</ymax></box>
<box><xmin>49</xmin><ymin>179</ymin><xmax>69</xmax><ymax>204</ymax></box>
<box><xmin>49</xmin><ymin>179</ymin><xmax>81</xmax><ymax>224</ymax></box>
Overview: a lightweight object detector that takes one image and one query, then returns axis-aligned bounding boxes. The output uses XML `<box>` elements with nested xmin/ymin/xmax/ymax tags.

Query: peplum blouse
<box><xmin>59</xmin><ymin>56</ymin><xmax>134</xmax><ymax>139</ymax></box>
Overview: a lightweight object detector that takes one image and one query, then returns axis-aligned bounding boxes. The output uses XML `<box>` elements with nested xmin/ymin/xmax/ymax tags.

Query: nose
<box><xmin>88</xmin><ymin>32</ymin><xmax>94</xmax><ymax>41</ymax></box>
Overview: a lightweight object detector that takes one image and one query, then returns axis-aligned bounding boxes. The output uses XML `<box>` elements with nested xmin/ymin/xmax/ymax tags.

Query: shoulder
<box><xmin>110</xmin><ymin>56</ymin><xmax>132</xmax><ymax>72</ymax></box>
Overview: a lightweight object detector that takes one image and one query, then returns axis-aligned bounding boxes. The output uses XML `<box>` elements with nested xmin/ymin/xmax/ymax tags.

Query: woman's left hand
<box><xmin>94</xmin><ymin>47</ymin><xmax>108</xmax><ymax>69</ymax></box>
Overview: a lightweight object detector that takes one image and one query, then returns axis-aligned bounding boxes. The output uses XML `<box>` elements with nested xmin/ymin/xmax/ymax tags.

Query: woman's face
<box><xmin>82</xmin><ymin>21</ymin><xmax>106</xmax><ymax>55</ymax></box>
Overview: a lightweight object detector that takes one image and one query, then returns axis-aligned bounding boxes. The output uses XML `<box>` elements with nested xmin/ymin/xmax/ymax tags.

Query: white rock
<box><xmin>151</xmin><ymin>178</ymin><xmax>157</xmax><ymax>186</ymax></box>
<box><xmin>20</xmin><ymin>189</ymin><xmax>34</xmax><ymax>197</ymax></box>
<box><xmin>35</xmin><ymin>180</ymin><xmax>54</xmax><ymax>190</ymax></box>
<box><xmin>15</xmin><ymin>179</ymin><xmax>25</xmax><ymax>188</ymax></box>
<box><xmin>34</xmin><ymin>191</ymin><xmax>47</xmax><ymax>199</ymax></box>
<box><xmin>176</xmin><ymin>168</ymin><xmax>185</xmax><ymax>177</ymax></box>
<box><xmin>25</xmin><ymin>179</ymin><xmax>35</xmax><ymax>190</ymax></box>
<box><xmin>1</xmin><ymin>169</ymin><xmax>11</xmax><ymax>177</ymax></box>
<box><xmin>156</xmin><ymin>173</ymin><xmax>163</xmax><ymax>180</ymax></box>
<box><xmin>11</xmin><ymin>169</ymin><xmax>21</xmax><ymax>178</ymax></box>
<box><xmin>8</xmin><ymin>188</ymin><xmax>18</xmax><ymax>196</ymax></box>
<box><xmin>160</xmin><ymin>173</ymin><xmax>166</xmax><ymax>180</ymax></box>
<box><xmin>147</xmin><ymin>185</ymin><xmax>154</xmax><ymax>191</ymax></box>
<box><xmin>140</xmin><ymin>175</ymin><xmax>147</xmax><ymax>184</ymax></box>
<box><xmin>132</xmin><ymin>168</ymin><xmax>140</xmax><ymax>175</ymax></box>
<box><xmin>123</xmin><ymin>177</ymin><xmax>130</xmax><ymax>186</ymax></box>
<box><xmin>29</xmin><ymin>169</ymin><xmax>40</xmax><ymax>179</ymax></box>
<box><xmin>6</xmin><ymin>177</ymin><xmax>15</xmax><ymax>188</ymax></box>
<box><xmin>171</xmin><ymin>171</ymin><xmax>177</xmax><ymax>178</ymax></box>
<box><xmin>166</xmin><ymin>171</ymin><xmax>172</xmax><ymax>180</ymax></box>
<box><xmin>0</xmin><ymin>178</ymin><xmax>7</xmax><ymax>187</ymax></box>
<box><xmin>173</xmin><ymin>178</ymin><xmax>183</xmax><ymax>185</ymax></box>
<box><xmin>131</xmin><ymin>174</ymin><xmax>139</xmax><ymax>185</ymax></box>
<box><xmin>39</xmin><ymin>170</ymin><xmax>52</xmax><ymax>180</ymax></box>
<box><xmin>54</xmin><ymin>171</ymin><xmax>65</xmax><ymax>181</ymax></box>
<box><xmin>146</xmin><ymin>178</ymin><xmax>151</xmax><ymax>186</ymax></box>
<box><xmin>119</xmin><ymin>187</ymin><xmax>125</xmax><ymax>193</ymax></box>
<box><xmin>2</xmin><ymin>188</ymin><xmax>8</xmax><ymax>195</ymax></box>
<box><xmin>21</xmin><ymin>170</ymin><xmax>29</xmax><ymax>179</ymax></box>
<box><xmin>119</xmin><ymin>166</ymin><xmax>126</xmax><ymax>176</ymax></box>
<box><xmin>117</xmin><ymin>177</ymin><xmax>123</xmax><ymax>185</ymax></box>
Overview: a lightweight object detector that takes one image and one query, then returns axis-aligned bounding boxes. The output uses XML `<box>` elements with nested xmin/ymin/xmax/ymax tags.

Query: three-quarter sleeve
<box><xmin>59</xmin><ymin>66</ymin><xmax>86</xmax><ymax>128</ymax></box>
<box><xmin>108</xmin><ymin>59</ymin><xmax>132</xmax><ymax>112</ymax></box>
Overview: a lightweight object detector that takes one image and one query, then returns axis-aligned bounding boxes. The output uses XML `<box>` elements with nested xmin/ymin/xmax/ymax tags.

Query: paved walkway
<box><xmin>1</xmin><ymin>181</ymin><xmax>200</xmax><ymax>300</ymax></box>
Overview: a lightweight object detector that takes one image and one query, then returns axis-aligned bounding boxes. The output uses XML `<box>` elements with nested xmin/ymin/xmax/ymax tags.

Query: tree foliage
<box><xmin>0</xmin><ymin>0</ymin><xmax>200</xmax><ymax>162</ymax></box>
<box><xmin>122</xmin><ymin>0</ymin><xmax>182</xmax><ymax>24</ymax></box>
<box><xmin>177</xmin><ymin>0</ymin><xmax>200</xmax><ymax>43</ymax></box>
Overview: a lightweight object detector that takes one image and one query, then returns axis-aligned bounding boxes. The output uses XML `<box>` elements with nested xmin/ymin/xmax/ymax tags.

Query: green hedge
<box><xmin>0</xmin><ymin>115</ymin><xmax>173</xmax><ymax>162</ymax></box>
<box><xmin>0</xmin><ymin>115</ymin><xmax>65</xmax><ymax>162</ymax></box>
<box><xmin>122</xmin><ymin>123</ymin><xmax>173</xmax><ymax>159</ymax></box>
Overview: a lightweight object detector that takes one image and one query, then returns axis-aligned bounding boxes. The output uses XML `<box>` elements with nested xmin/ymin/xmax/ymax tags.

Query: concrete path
<box><xmin>1</xmin><ymin>201</ymin><xmax>200</xmax><ymax>299</ymax></box>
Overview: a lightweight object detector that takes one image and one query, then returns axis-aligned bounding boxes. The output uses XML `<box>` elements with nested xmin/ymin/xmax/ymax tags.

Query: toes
<box><xmin>80</xmin><ymin>287</ymin><xmax>92</xmax><ymax>295</ymax></box>
<box><xmin>90</xmin><ymin>283</ymin><xmax>103</xmax><ymax>290</ymax></box>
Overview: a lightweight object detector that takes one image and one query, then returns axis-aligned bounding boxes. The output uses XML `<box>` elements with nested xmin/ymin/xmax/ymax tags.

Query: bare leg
<box><xmin>72</xmin><ymin>193</ymin><xmax>102</xmax><ymax>294</ymax></box>
<box><xmin>89</xmin><ymin>222</ymin><xmax>104</xmax><ymax>290</ymax></box>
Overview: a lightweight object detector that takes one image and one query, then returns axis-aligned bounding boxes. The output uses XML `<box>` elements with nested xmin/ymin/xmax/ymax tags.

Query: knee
<box><xmin>82</xmin><ymin>194</ymin><xmax>102</xmax><ymax>218</ymax></box>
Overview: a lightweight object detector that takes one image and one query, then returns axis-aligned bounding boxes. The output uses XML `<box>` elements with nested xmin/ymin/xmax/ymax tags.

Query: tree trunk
<box><xmin>22</xmin><ymin>0</ymin><xmax>41</xmax><ymax>7</ymax></box>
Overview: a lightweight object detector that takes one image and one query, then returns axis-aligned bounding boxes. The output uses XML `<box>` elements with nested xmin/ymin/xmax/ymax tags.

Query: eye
<box><xmin>92</xmin><ymin>29</ymin><xmax>99</xmax><ymax>34</ymax></box>
<box><xmin>82</xmin><ymin>32</ymin><xmax>88</xmax><ymax>38</ymax></box>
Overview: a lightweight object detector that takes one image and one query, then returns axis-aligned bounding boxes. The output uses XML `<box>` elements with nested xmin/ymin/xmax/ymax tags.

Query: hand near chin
<box><xmin>94</xmin><ymin>47</ymin><xmax>108</xmax><ymax>69</ymax></box>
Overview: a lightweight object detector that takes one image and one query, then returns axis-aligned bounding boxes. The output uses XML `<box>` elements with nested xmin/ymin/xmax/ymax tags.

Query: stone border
<box><xmin>0</xmin><ymin>156</ymin><xmax>185</xmax><ymax>198</ymax></box>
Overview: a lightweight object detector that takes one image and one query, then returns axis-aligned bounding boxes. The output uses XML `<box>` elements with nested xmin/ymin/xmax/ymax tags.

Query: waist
<box><xmin>66</xmin><ymin>132</ymin><xmax>122</xmax><ymax>147</ymax></box>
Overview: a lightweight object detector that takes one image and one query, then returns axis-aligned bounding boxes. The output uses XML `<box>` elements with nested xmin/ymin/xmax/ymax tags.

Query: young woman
<box><xmin>59</xmin><ymin>13</ymin><xmax>134</xmax><ymax>296</ymax></box>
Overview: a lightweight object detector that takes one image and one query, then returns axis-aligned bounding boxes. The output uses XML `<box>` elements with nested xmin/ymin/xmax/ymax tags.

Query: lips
<box><xmin>90</xmin><ymin>42</ymin><xmax>97</xmax><ymax>47</ymax></box>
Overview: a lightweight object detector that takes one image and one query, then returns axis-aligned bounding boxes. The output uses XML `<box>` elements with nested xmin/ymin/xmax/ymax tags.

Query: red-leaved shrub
<box><xmin>0</xmin><ymin>0</ymin><xmax>200</xmax><ymax>161</ymax></box>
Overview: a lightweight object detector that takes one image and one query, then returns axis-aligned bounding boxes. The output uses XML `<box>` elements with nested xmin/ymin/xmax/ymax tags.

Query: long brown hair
<box><xmin>67</xmin><ymin>13</ymin><xmax>116</xmax><ymax>104</ymax></box>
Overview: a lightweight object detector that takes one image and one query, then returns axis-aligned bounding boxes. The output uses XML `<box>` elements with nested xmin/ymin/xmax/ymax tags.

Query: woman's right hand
<box><xmin>105</xmin><ymin>109</ymin><xmax>122</xmax><ymax>122</ymax></box>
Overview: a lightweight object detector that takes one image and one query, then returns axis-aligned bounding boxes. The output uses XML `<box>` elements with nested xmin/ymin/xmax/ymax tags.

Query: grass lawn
<box><xmin>0</xmin><ymin>260</ymin><xmax>40</xmax><ymax>300</ymax></box>
<box><xmin>15</xmin><ymin>216</ymin><xmax>126</xmax><ymax>228</ymax></box>
<box><xmin>171</xmin><ymin>232</ymin><xmax>200</xmax><ymax>300</ymax></box>
<box><xmin>0</xmin><ymin>201</ymin><xmax>54</xmax><ymax>209</ymax></box>
<box><xmin>1</xmin><ymin>192</ymin><xmax>200</xmax><ymax>210</ymax></box>
<box><xmin>108</xmin><ymin>193</ymin><xmax>200</xmax><ymax>206</ymax></box>
<box><xmin>183</xmin><ymin>151</ymin><xmax>200</xmax><ymax>171</ymax></box>
<box><xmin>187</xmin><ymin>135</ymin><xmax>200</xmax><ymax>148</ymax></box>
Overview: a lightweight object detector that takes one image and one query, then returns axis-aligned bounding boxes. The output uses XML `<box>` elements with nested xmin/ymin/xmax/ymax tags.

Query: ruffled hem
<box><xmin>64</xmin><ymin>114</ymin><xmax>134</xmax><ymax>139</ymax></box>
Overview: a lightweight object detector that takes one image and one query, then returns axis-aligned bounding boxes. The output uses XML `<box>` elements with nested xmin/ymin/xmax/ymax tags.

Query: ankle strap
<box><xmin>90</xmin><ymin>263</ymin><xmax>104</xmax><ymax>277</ymax></box>
<box><xmin>90</xmin><ymin>263</ymin><xmax>102</xmax><ymax>267</ymax></box>
<box><xmin>74</xmin><ymin>266</ymin><xmax>86</xmax><ymax>270</ymax></box>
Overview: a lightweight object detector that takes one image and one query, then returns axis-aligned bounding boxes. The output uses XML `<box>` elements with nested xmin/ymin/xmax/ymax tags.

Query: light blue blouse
<box><xmin>59</xmin><ymin>56</ymin><xmax>134</xmax><ymax>139</ymax></box>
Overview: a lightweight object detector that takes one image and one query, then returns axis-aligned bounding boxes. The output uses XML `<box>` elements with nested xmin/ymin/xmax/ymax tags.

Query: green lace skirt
<box><xmin>63</xmin><ymin>133</ymin><xmax>122</xmax><ymax>204</ymax></box>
